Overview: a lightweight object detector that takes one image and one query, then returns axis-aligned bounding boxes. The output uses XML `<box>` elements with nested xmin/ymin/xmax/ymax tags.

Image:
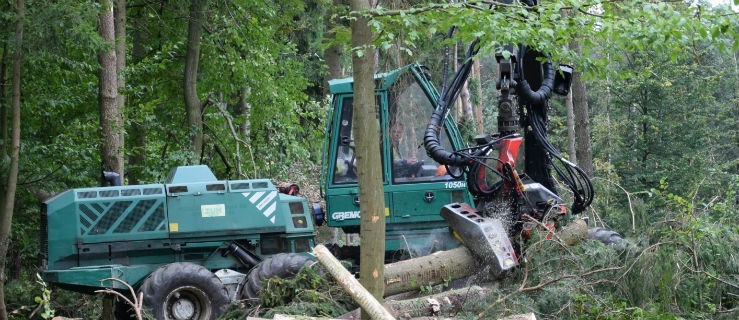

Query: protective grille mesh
<box><xmin>114</xmin><ymin>200</ymin><xmax>156</xmax><ymax>233</ymax></box>
<box><xmin>140</xmin><ymin>205</ymin><xmax>165</xmax><ymax>232</ymax></box>
<box><xmin>89</xmin><ymin>201</ymin><xmax>132</xmax><ymax>235</ymax></box>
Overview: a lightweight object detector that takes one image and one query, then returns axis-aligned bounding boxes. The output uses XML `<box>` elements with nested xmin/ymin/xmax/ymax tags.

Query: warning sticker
<box><xmin>201</xmin><ymin>204</ymin><xmax>226</xmax><ymax>217</ymax></box>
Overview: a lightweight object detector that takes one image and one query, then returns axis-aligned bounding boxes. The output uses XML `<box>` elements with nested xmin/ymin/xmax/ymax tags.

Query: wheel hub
<box><xmin>171</xmin><ymin>298</ymin><xmax>196</xmax><ymax>319</ymax></box>
<box><xmin>166</xmin><ymin>286</ymin><xmax>210</xmax><ymax>320</ymax></box>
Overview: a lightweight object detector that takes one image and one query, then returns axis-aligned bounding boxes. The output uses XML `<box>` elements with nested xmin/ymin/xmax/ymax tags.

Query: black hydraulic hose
<box><xmin>516</xmin><ymin>46</ymin><xmax>556</xmax><ymax>105</ymax></box>
<box><xmin>424</xmin><ymin>40</ymin><xmax>480</xmax><ymax>167</ymax></box>
<box><xmin>225</xmin><ymin>242</ymin><xmax>261</xmax><ymax>268</ymax></box>
<box><xmin>517</xmin><ymin>61</ymin><xmax>555</xmax><ymax>105</ymax></box>
<box><xmin>526</xmin><ymin>107</ymin><xmax>594</xmax><ymax>213</ymax></box>
<box><xmin>424</xmin><ymin>109</ymin><xmax>472</xmax><ymax>166</ymax></box>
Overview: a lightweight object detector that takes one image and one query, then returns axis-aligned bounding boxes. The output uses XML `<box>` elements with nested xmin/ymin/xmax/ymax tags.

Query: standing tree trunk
<box><xmin>565</xmin><ymin>91</ymin><xmax>577</xmax><ymax>164</ymax></box>
<box><xmin>459</xmin><ymin>77</ymin><xmax>473</xmax><ymax>120</ymax></box>
<box><xmin>127</xmin><ymin>12</ymin><xmax>147</xmax><ymax>185</ymax></box>
<box><xmin>0</xmin><ymin>0</ymin><xmax>23</xmax><ymax>316</ymax></box>
<box><xmin>184</xmin><ymin>0</ymin><xmax>208</xmax><ymax>163</ymax></box>
<box><xmin>349</xmin><ymin>0</ymin><xmax>386</xmax><ymax>318</ymax></box>
<box><xmin>472</xmin><ymin>59</ymin><xmax>484</xmax><ymax>133</ymax></box>
<box><xmin>0</xmin><ymin>44</ymin><xmax>7</xmax><ymax>155</ymax></box>
<box><xmin>570</xmin><ymin>42</ymin><xmax>593</xmax><ymax>177</ymax></box>
<box><xmin>99</xmin><ymin>0</ymin><xmax>124</xmax><ymax>181</ymax></box>
<box><xmin>114</xmin><ymin>0</ymin><xmax>126</xmax><ymax>178</ymax></box>
<box><xmin>323</xmin><ymin>0</ymin><xmax>344</xmax><ymax>91</ymax></box>
<box><xmin>323</xmin><ymin>0</ymin><xmax>343</xmax><ymax>243</ymax></box>
<box><xmin>236</xmin><ymin>86</ymin><xmax>253</xmax><ymax>177</ymax></box>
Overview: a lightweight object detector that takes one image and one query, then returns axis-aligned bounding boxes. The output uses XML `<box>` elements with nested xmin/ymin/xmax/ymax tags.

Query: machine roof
<box><xmin>165</xmin><ymin>165</ymin><xmax>218</xmax><ymax>184</ymax></box>
<box><xmin>328</xmin><ymin>64</ymin><xmax>411</xmax><ymax>94</ymax></box>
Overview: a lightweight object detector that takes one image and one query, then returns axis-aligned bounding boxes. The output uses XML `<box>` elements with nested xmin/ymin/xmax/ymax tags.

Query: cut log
<box><xmin>313</xmin><ymin>245</ymin><xmax>396</xmax><ymax>320</ymax></box>
<box><xmin>383</xmin><ymin>246</ymin><xmax>477</xmax><ymax>297</ymax></box>
<box><xmin>385</xmin><ymin>285</ymin><xmax>489</xmax><ymax>319</ymax></box>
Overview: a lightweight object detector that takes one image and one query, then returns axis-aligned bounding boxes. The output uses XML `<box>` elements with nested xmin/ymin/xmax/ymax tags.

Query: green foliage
<box><xmin>2</xmin><ymin>0</ymin><xmax>738</xmax><ymax>318</ymax></box>
<box><xmin>33</xmin><ymin>274</ymin><xmax>55</xmax><ymax>319</ymax></box>
<box><xmin>369</xmin><ymin>0</ymin><xmax>739</xmax><ymax>77</ymax></box>
<box><xmin>221</xmin><ymin>265</ymin><xmax>356</xmax><ymax>319</ymax></box>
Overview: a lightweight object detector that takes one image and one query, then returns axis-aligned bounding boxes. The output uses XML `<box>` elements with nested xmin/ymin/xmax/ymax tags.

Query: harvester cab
<box><xmin>321</xmin><ymin>64</ymin><xmax>473</xmax><ymax>256</ymax></box>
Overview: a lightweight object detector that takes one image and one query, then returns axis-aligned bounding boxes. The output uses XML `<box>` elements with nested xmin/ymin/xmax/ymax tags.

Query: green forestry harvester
<box><xmin>41</xmin><ymin>63</ymin><xmax>480</xmax><ymax>320</ymax></box>
<box><xmin>41</xmin><ymin>165</ymin><xmax>319</xmax><ymax>319</ymax></box>
<box><xmin>41</xmin><ymin>53</ymin><xmax>618</xmax><ymax>320</ymax></box>
<box><xmin>321</xmin><ymin>63</ymin><xmax>474</xmax><ymax>258</ymax></box>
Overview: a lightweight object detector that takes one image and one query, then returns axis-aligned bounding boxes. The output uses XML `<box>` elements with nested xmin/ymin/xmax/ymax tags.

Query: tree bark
<box><xmin>114</xmin><ymin>0</ymin><xmax>126</xmax><ymax>181</ymax></box>
<box><xmin>184</xmin><ymin>0</ymin><xmax>208</xmax><ymax>163</ymax></box>
<box><xmin>472</xmin><ymin>59</ymin><xmax>484</xmax><ymax>133</ymax></box>
<box><xmin>313</xmin><ymin>245</ymin><xmax>396</xmax><ymax>320</ymax></box>
<box><xmin>383</xmin><ymin>247</ymin><xmax>476</xmax><ymax>297</ymax></box>
<box><xmin>459</xmin><ymin>77</ymin><xmax>473</xmax><ymax>122</ymax></box>
<box><xmin>99</xmin><ymin>0</ymin><xmax>124</xmax><ymax>181</ymax></box>
<box><xmin>349</xmin><ymin>0</ymin><xmax>386</xmax><ymax>318</ymax></box>
<box><xmin>385</xmin><ymin>286</ymin><xmax>490</xmax><ymax>318</ymax></box>
<box><xmin>0</xmin><ymin>0</ymin><xmax>23</xmax><ymax>316</ymax></box>
<box><xmin>570</xmin><ymin>42</ymin><xmax>593</xmax><ymax>177</ymax></box>
<box><xmin>127</xmin><ymin>12</ymin><xmax>147</xmax><ymax>185</ymax></box>
<box><xmin>0</xmin><ymin>44</ymin><xmax>7</xmax><ymax>155</ymax></box>
<box><xmin>565</xmin><ymin>91</ymin><xmax>577</xmax><ymax>164</ymax></box>
<box><xmin>323</xmin><ymin>0</ymin><xmax>344</xmax><ymax>91</ymax></box>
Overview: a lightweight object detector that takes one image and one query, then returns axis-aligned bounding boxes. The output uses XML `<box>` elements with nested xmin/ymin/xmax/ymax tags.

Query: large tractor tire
<box><xmin>140</xmin><ymin>262</ymin><xmax>229</xmax><ymax>320</ymax></box>
<box><xmin>240</xmin><ymin>253</ymin><xmax>314</xmax><ymax>302</ymax></box>
<box><xmin>588</xmin><ymin>227</ymin><xmax>628</xmax><ymax>246</ymax></box>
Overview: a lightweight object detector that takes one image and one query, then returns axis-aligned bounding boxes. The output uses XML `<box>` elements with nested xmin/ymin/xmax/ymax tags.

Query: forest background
<box><xmin>0</xmin><ymin>0</ymin><xmax>737</xmax><ymax>319</ymax></box>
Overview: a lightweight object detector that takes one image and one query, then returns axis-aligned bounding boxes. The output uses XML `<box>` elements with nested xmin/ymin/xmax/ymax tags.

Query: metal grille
<box><xmin>114</xmin><ymin>200</ymin><xmax>156</xmax><ymax>233</ymax></box>
<box><xmin>122</xmin><ymin>189</ymin><xmax>141</xmax><ymax>196</ymax></box>
<box><xmin>80</xmin><ymin>205</ymin><xmax>98</xmax><ymax>224</ymax></box>
<box><xmin>99</xmin><ymin>190</ymin><xmax>120</xmax><ymax>197</ymax></box>
<box><xmin>139</xmin><ymin>205</ymin><xmax>165</xmax><ymax>232</ymax></box>
<box><xmin>80</xmin><ymin>199</ymin><xmax>166</xmax><ymax>236</ymax></box>
<box><xmin>91</xmin><ymin>203</ymin><xmax>105</xmax><ymax>213</ymax></box>
<box><xmin>89</xmin><ymin>201</ymin><xmax>132</xmax><ymax>235</ymax></box>
<box><xmin>231</xmin><ymin>183</ymin><xmax>249</xmax><ymax>190</ymax></box>
<box><xmin>143</xmin><ymin>188</ymin><xmax>163</xmax><ymax>195</ymax></box>
<box><xmin>77</xmin><ymin>191</ymin><xmax>97</xmax><ymax>199</ymax></box>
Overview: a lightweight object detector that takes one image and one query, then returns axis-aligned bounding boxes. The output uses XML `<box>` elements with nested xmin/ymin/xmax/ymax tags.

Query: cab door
<box><xmin>323</xmin><ymin>94</ymin><xmax>389</xmax><ymax>229</ymax></box>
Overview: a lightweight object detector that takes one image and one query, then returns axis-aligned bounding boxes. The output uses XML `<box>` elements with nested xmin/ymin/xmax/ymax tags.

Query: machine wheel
<box><xmin>588</xmin><ymin>227</ymin><xmax>627</xmax><ymax>246</ymax></box>
<box><xmin>140</xmin><ymin>262</ymin><xmax>229</xmax><ymax>320</ymax></box>
<box><xmin>240</xmin><ymin>253</ymin><xmax>314</xmax><ymax>302</ymax></box>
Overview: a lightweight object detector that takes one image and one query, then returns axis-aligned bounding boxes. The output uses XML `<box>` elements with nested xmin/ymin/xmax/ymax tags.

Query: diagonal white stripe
<box><xmin>249</xmin><ymin>191</ymin><xmax>264</xmax><ymax>204</ymax></box>
<box><xmin>263</xmin><ymin>202</ymin><xmax>277</xmax><ymax>218</ymax></box>
<box><xmin>257</xmin><ymin>191</ymin><xmax>277</xmax><ymax>210</ymax></box>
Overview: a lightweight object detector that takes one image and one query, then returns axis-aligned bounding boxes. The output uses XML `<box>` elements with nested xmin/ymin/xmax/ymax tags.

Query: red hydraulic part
<box><xmin>474</xmin><ymin>136</ymin><xmax>523</xmax><ymax>193</ymax></box>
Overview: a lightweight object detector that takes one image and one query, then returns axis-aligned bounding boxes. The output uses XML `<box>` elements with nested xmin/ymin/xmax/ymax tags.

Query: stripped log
<box><xmin>313</xmin><ymin>244</ymin><xmax>396</xmax><ymax>320</ymax></box>
<box><xmin>386</xmin><ymin>285</ymin><xmax>489</xmax><ymax>319</ymax></box>
<box><xmin>383</xmin><ymin>246</ymin><xmax>477</xmax><ymax>297</ymax></box>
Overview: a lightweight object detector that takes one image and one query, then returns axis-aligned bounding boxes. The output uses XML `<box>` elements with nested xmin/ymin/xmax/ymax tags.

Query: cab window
<box><xmin>388</xmin><ymin>75</ymin><xmax>459</xmax><ymax>184</ymax></box>
<box><xmin>331</xmin><ymin>96</ymin><xmax>385</xmax><ymax>184</ymax></box>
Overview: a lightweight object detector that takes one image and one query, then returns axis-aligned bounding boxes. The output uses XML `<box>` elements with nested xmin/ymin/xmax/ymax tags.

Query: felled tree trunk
<box><xmin>386</xmin><ymin>286</ymin><xmax>490</xmax><ymax>319</ymax></box>
<box><xmin>383</xmin><ymin>247</ymin><xmax>477</xmax><ymax>297</ymax></box>
<box><xmin>313</xmin><ymin>245</ymin><xmax>396</xmax><ymax>320</ymax></box>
